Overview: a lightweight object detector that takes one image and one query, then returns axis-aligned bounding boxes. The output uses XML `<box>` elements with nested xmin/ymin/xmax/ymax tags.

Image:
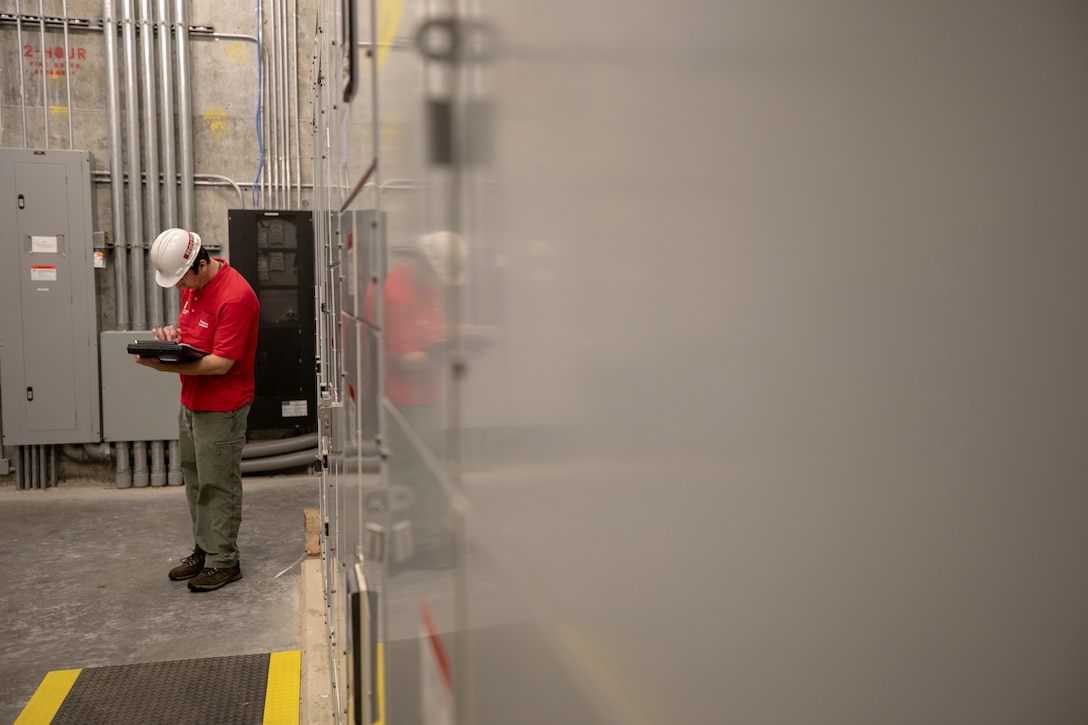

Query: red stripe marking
<box><xmin>420</xmin><ymin>598</ymin><xmax>452</xmax><ymax>690</ymax></box>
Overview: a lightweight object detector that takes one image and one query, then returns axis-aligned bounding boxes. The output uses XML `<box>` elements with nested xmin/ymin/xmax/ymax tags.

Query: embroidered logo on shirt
<box><xmin>199</xmin><ymin>319</ymin><xmax>210</xmax><ymax>329</ymax></box>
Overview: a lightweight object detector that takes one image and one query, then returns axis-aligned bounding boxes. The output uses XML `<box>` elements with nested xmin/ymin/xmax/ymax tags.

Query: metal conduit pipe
<box><xmin>50</xmin><ymin>445</ymin><xmax>57</xmax><ymax>488</ymax></box>
<box><xmin>195</xmin><ymin>175</ymin><xmax>246</xmax><ymax>207</ymax></box>
<box><xmin>151</xmin><ymin>441</ymin><xmax>167</xmax><ymax>486</ymax></box>
<box><xmin>62</xmin><ymin>0</ymin><xmax>74</xmax><ymax>146</ymax></box>
<box><xmin>150</xmin><ymin>443</ymin><xmax>167</xmax><ymax>486</ymax></box>
<box><xmin>291</xmin><ymin>0</ymin><xmax>300</xmax><ymax>206</ymax></box>
<box><xmin>167</xmin><ymin>441</ymin><xmax>183</xmax><ymax>485</ymax></box>
<box><xmin>38</xmin><ymin>1</ymin><xmax>48</xmax><ymax>147</ymax></box>
<box><xmin>273</xmin><ymin>0</ymin><xmax>282</xmax><ymax>206</ymax></box>
<box><xmin>104</xmin><ymin>0</ymin><xmax>130</xmax><ymax>332</ymax></box>
<box><xmin>123</xmin><ymin>0</ymin><xmax>146</xmax><ymax>488</ymax></box>
<box><xmin>277</xmin><ymin>0</ymin><xmax>288</xmax><ymax>205</ymax></box>
<box><xmin>116</xmin><ymin>440</ymin><xmax>132</xmax><ymax>488</ymax></box>
<box><xmin>139</xmin><ymin>0</ymin><xmax>163</xmax><ymax>328</ymax></box>
<box><xmin>122</xmin><ymin>0</ymin><xmax>146</xmax><ymax>330</ymax></box>
<box><xmin>132</xmin><ymin>441</ymin><xmax>149</xmax><ymax>487</ymax></box>
<box><xmin>14</xmin><ymin>447</ymin><xmax>22</xmax><ymax>490</ymax></box>
<box><xmin>268</xmin><ymin>0</ymin><xmax>279</xmax><ymax>208</ymax></box>
<box><xmin>61</xmin><ymin>443</ymin><xmax>112</xmax><ymax>462</ymax></box>
<box><xmin>241</xmin><ymin>449</ymin><xmax>319</xmax><ymax>475</ymax></box>
<box><xmin>15</xmin><ymin>1</ymin><xmax>27</xmax><ymax>147</ymax></box>
<box><xmin>241</xmin><ymin>433</ymin><xmax>319</xmax><ymax>459</ymax></box>
<box><xmin>157</xmin><ymin>0</ymin><xmax>182</xmax><ymax>487</ymax></box>
<box><xmin>158</xmin><ymin>0</ymin><xmax>179</xmax><ymax>323</ymax></box>
<box><xmin>139</xmin><ymin>0</ymin><xmax>168</xmax><ymax>487</ymax></box>
<box><xmin>175</xmin><ymin>0</ymin><xmax>194</xmax><ymax>229</ymax></box>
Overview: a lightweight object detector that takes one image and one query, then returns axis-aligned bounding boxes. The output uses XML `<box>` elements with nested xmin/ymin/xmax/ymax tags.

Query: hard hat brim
<box><xmin>155</xmin><ymin>267</ymin><xmax>185</xmax><ymax>287</ymax></box>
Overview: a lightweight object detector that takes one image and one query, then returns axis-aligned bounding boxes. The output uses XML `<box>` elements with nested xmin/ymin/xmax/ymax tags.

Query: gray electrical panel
<box><xmin>100</xmin><ymin>331</ymin><xmax>180</xmax><ymax>441</ymax></box>
<box><xmin>0</xmin><ymin>149</ymin><xmax>101</xmax><ymax>445</ymax></box>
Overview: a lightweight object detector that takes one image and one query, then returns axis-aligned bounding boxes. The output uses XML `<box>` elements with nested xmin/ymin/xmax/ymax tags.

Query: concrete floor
<box><xmin>0</xmin><ymin>474</ymin><xmax>320</xmax><ymax>725</ymax></box>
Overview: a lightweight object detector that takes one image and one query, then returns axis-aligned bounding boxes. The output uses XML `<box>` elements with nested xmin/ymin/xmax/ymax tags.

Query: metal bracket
<box><xmin>415</xmin><ymin>17</ymin><xmax>497</xmax><ymax>63</ymax></box>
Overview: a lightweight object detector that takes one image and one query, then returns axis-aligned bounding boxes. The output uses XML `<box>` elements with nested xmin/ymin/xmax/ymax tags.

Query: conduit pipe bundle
<box><xmin>14</xmin><ymin>445</ymin><xmax>57</xmax><ymax>490</ymax></box>
<box><xmin>104</xmin><ymin>0</ymin><xmax>192</xmax><ymax>487</ymax></box>
<box><xmin>240</xmin><ymin>433</ymin><xmax>320</xmax><ymax>474</ymax></box>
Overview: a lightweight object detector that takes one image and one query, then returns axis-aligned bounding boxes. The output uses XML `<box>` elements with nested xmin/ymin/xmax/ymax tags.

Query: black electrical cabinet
<box><xmin>228</xmin><ymin>209</ymin><xmax>316</xmax><ymax>436</ymax></box>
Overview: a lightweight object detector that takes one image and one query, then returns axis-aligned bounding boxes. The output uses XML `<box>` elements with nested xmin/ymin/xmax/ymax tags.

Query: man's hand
<box><xmin>153</xmin><ymin>325</ymin><xmax>181</xmax><ymax>342</ymax></box>
<box><xmin>134</xmin><ymin>355</ymin><xmax>171</xmax><ymax>372</ymax></box>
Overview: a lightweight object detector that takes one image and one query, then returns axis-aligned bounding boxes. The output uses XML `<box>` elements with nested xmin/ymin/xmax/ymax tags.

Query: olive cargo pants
<box><xmin>179</xmin><ymin>404</ymin><xmax>250</xmax><ymax>569</ymax></box>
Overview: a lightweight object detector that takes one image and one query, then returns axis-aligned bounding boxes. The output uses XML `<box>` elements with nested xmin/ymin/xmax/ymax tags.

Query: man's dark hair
<box><xmin>189</xmin><ymin>246</ymin><xmax>211</xmax><ymax>273</ymax></box>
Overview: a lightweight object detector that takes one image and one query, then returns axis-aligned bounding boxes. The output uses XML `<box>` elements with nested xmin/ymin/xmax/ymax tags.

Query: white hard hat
<box><xmin>418</xmin><ymin>231</ymin><xmax>468</xmax><ymax>286</ymax></box>
<box><xmin>150</xmin><ymin>228</ymin><xmax>202</xmax><ymax>287</ymax></box>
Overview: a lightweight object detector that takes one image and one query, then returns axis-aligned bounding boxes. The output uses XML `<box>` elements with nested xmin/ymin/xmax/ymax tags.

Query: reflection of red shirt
<box><xmin>178</xmin><ymin>260</ymin><xmax>260</xmax><ymax>412</ymax></box>
<box><xmin>364</xmin><ymin>264</ymin><xmax>445</xmax><ymax>406</ymax></box>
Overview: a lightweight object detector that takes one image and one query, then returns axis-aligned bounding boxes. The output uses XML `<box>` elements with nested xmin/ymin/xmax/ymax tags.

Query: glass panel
<box><xmin>381</xmin><ymin>397</ymin><xmax>456</xmax><ymax>725</ymax></box>
<box><xmin>255</xmin><ymin>216</ymin><xmax>298</xmax><ymax>249</ymax></box>
<box><xmin>258</xmin><ymin>289</ymin><xmax>301</xmax><ymax>326</ymax></box>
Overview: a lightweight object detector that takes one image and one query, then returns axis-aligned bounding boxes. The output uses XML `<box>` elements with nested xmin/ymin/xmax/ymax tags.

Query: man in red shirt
<box><xmin>363</xmin><ymin>232</ymin><xmax>467</xmax><ymax>571</ymax></box>
<box><xmin>137</xmin><ymin>228</ymin><xmax>260</xmax><ymax>592</ymax></box>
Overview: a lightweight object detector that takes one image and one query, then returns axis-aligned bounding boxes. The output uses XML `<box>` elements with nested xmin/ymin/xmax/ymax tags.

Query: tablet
<box><xmin>127</xmin><ymin>340</ymin><xmax>209</xmax><ymax>362</ymax></box>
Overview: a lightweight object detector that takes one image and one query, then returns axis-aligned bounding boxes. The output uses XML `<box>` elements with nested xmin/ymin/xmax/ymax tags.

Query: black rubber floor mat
<box><xmin>16</xmin><ymin>651</ymin><xmax>301</xmax><ymax>725</ymax></box>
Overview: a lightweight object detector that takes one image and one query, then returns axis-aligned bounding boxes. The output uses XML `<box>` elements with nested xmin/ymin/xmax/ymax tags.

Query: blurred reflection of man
<box><xmin>365</xmin><ymin>231</ymin><xmax>468</xmax><ymax>571</ymax></box>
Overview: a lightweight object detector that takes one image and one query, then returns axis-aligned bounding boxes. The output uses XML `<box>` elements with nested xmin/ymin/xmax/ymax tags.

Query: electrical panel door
<box><xmin>0</xmin><ymin>149</ymin><xmax>100</xmax><ymax>445</ymax></box>
<box><xmin>227</xmin><ymin>209</ymin><xmax>317</xmax><ymax>435</ymax></box>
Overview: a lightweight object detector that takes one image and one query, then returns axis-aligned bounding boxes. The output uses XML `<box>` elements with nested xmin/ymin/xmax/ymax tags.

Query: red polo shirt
<box><xmin>178</xmin><ymin>259</ymin><xmax>260</xmax><ymax>412</ymax></box>
<box><xmin>364</xmin><ymin>264</ymin><xmax>445</xmax><ymax>406</ymax></box>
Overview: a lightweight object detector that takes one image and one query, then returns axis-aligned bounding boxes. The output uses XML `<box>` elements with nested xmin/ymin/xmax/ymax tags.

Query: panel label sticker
<box><xmin>31</xmin><ymin>235</ymin><xmax>58</xmax><ymax>254</ymax></box>
<box><xmin>30</xmin><ymin>265</ymin><xmax>57</xmax><ymax>281</ymax></box>
<box><xmin>281</xmin><ymin>400</ymin><xmax>308</xmax><ymax>418</ymax></box>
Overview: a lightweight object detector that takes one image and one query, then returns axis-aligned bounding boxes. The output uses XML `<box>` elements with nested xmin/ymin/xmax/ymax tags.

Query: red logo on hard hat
<box><xmin>183</xmin><ymin>233</ymin><xmax>194</xmax><ymax>260</ymax></box>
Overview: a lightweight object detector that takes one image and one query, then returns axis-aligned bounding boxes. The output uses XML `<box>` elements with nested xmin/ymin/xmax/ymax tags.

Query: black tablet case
<box><xmin>127</xmin><ymin>341</ymin><xmax>209</xmax><ymax>362</ymax></box>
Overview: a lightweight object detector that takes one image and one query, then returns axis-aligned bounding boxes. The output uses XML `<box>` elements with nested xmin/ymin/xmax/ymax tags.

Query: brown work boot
<box><xmin>168</xmin><ymin>548</ymin><xmax>205</xmax><ymax>581</ymax></box>
<box><xmin>187</xmin><ymin>565</ymin><xmax>243</xmax><ymax>592</ymax></box>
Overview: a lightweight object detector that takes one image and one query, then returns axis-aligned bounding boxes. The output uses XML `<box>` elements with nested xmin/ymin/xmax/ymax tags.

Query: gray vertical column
<box><xmin>123</xmin><ymin>0</ymin><xmax>149</xmax><ymax>488</ymax></box>
<box><xmin>105</xmin><ymin>0</ymin><xmax>132</xmax><ymax>489</ymax></box>
<box><xmin>15</xmin><ymin>1</ymin><xmax>28</xmax><ymax>147</ymax></box>
<box><xmin>159</xmin><ymin>0</ymin><xmax>182</xmax><ymax>486</ymax></box>
<box><xmin>158</xmin><ymin>0</ymin><xmax>178</xmax><ymax>273</ymax></box>
<box><xmin>61</xmin><ymin>1</ymin><xmax>74</xmax><ymax>146</ymax></box>
<box><xmin>104</xmin><ymin>0</ymin><xmax>130</xmax><ymax>334</ymax></box>
<box><xmin>37</xmin><ymin>2</ymin><xmax>49</xmax><ymax>148</ymax></box>
<box><xmin>175</xmin><ymin>0</ymin><xmax>195</xmax><ymax>230</ymax></box>
<box><xmin>122</xmin><ymin>0</ymin><xmax>146</xmax><ymax>330</ymax></box>
<box><xmin>140</xmin><ymin>0</ymin><xmax>167</xmax><ymax>486</ymax></box>
<box><xmin>139</xmin><ymin>0</ymin><xmax>163</xmax><ymax>328</ymax></box>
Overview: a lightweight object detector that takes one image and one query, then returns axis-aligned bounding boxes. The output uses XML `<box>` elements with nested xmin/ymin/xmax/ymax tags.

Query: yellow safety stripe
<box><xmin>14</xmin><ymin>668</ymin><xmax>81</xmax><ymax>725</ymax></box>
<box><xmin>263</xmin><ymin>650</ymin><xmax>302</xmax><ymax>725</ymax></box>
<box><xmin>375</xmin><ymin>641</ymin><xmax>386</xmax><ymax>725</ymax></box>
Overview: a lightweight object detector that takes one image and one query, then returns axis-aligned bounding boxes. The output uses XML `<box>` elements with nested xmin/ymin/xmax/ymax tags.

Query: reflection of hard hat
<box><xmin>418</xmin><ymin>231</ymin><xmax>468</xmax><ymax>286</ymax></box>
<box><xmin>150</xmin><ymin>228</ymin><xmax>202</xmax><ymax>287</ymax></box>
